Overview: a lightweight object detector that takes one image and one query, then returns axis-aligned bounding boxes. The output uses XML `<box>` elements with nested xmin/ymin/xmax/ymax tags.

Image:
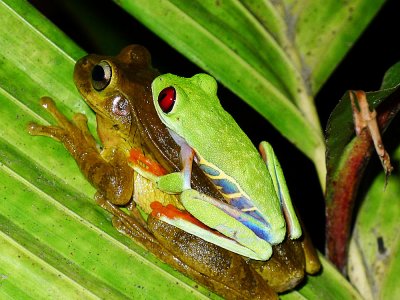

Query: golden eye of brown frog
<box><xmin>91</xmin><ymin>60</ymin><xmax>112</xmax><ymax>91</ymax></box>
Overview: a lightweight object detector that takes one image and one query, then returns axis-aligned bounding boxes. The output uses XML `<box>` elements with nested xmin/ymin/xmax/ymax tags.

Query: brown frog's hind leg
<box><xmin>300</xmin><ymin>227</ymin><xmax>321</xmax><ymax>274</ymax></box>
<box><xmin>95</xmin><ymin>193</ymin><xmax>158</xmax><ymax>245</ymax></box>
<box><xmin>97</xmin><ymin>191</ymin><xmax>277</xmax><ymax>300</ymax></box>
<box><xmin>94</xmin><ymin>193</ymin><xmax>190</xmax><ymax>271</ymax></box>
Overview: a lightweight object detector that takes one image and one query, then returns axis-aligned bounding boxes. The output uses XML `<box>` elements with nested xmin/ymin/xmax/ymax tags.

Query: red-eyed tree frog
<box><xmin>135</xmin><ymin>73</ymin><xmax>302</xmax><ymax>260</ymax></box>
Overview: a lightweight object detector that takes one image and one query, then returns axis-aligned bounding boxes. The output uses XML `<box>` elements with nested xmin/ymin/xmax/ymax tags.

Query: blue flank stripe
<box><xmin>199</xmin><ymin>164</ymin><xmax>220</xmax><ymax>176</ymax></box>
<box><xmin>199</xmin><ymin>163</ymin><xmax>274</xmax><ymax>243</ymax></box>
<box><xmin>230</xmin><ymin>197</ymin><xmax>266</xmax><ymax>222</ymax></box>
<box><xmin>212</xmin><ymin>178</ymin><xmax>240</xmax><ymax>194</ymax></box>
<box><xmin>235</xmin><ymin>212</ymin><xmax>272</xmax><ymax>242</ymax></box>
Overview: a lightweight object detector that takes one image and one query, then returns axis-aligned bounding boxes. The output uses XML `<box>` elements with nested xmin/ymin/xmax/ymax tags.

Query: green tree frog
<box><xmin>136</xmin><ymin>73</ymin><xmax>302</xmax><ymax>261</ymax></box>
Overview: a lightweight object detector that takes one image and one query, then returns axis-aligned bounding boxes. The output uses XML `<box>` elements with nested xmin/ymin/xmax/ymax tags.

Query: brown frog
<box><xmin>27</xmin><ymin>45</ymin><xmax>320</xmax><ymax>299</ymax></box>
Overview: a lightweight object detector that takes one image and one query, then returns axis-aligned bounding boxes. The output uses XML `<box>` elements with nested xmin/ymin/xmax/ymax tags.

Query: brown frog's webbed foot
<box><xmin>28</xmin><ymin>97</ymin><xmax>73</xmax><ymax>138</ymax></box>
<box><xmin>27</xmin><ymin>121</ymin><xmax>65</xmax><ymax>141</ymax></box>
<box><xmin>27</xmin><ymin>97</ymin><xmax>96</xmax><ymax>148</ymax></box>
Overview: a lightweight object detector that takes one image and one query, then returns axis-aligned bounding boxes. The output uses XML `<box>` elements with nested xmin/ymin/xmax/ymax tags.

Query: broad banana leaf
<box><xmin>0</xmin><ymin>0</ymin><xmax>361</xmax><ymax>299</ymax></box>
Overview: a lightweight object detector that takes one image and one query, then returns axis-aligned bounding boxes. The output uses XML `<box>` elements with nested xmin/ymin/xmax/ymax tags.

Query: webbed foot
<box><xmin>27</xmin><ymin>97</ymin><xmax>97</xmax><ymax>149</ymax></box>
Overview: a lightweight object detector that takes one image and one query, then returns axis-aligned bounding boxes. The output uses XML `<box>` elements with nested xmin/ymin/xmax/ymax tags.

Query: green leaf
<box><xmin>114</xmin><ymin>0</ymin><xmax>384</xmax><ymax>186</ymax></box>
<box><xmin>293</xmin><ymin>0</ymin><xmax>386</xmax><ymax>93</ymax></box>
<box><xmin>381</xmin><ymin>61</ymin><xmax>400</xmax><ymax>90</ymax></box>
<box><xmin>348</xmin><ymin>146</ymin><xmax>400</xmax><ymax>299</ymax></box>
<box><xmin>0</xmin><ymin>0</ymin><xmax>361</xmax><ymax>299</ymax></box>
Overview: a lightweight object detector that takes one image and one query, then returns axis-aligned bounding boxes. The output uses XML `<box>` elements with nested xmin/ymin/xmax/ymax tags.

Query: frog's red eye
<box><xmin>92</xmin><ymin>61</ymin><xmax>112</xmax><ymax>91</ymax></box>
<box><xmin>158</xmin><ymin>87</ymin><xmax>176</xmax><ymax>113</ymax></box>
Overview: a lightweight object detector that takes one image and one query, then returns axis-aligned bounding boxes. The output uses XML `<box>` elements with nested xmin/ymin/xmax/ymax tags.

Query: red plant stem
<box><xmin>326</xmin><ymin>91</ymin><xmax>400</xmax><ymax>273</ymax></box>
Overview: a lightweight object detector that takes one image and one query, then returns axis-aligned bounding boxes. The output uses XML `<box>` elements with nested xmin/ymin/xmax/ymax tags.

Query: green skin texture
<box><xmin>149</xmin><ymin>73</ymin><xmax>301</xmax><ymax>260</ymax></box>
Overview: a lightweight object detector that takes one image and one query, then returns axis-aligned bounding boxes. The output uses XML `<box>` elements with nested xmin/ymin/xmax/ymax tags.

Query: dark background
<box><xmin>29</xmin><ymin>0</ymin><xmax>400</xmax><ymax>251</ymax></box>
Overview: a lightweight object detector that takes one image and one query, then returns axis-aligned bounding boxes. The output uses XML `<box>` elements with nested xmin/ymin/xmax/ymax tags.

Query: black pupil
<box><xmin>92</xmin><ymin>65</ymin><xmax>105</xmax><ymax>82</ymax></box>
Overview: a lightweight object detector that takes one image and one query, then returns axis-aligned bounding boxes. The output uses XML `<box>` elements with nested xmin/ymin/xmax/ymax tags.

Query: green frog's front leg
<box><xmin>27</xmin><ymin>97</ymin><xmax>134</xmax><ymax>205</ymax></box>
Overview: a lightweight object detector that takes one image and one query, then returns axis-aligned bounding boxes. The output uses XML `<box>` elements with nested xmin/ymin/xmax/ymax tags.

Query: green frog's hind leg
<box><xmin>178</xmin><ymin>189</ymin><xmax>272</xmax><ymax>260</ymax></box>
<box><xmin>259</xmin><ymin>141</ymin><xmax>302</xmax><ymax>239</ymax></box>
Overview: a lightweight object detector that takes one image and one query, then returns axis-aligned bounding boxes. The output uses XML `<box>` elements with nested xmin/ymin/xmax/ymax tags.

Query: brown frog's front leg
<box><xmin>27</xmin><ymin>97</ymin><xmax>134</xmax><ymax>205</ymax></box>
<box><xmin>27</xmin><ymin>97</ymin><xmax>190</xmax><ymax>269</ymax></box>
